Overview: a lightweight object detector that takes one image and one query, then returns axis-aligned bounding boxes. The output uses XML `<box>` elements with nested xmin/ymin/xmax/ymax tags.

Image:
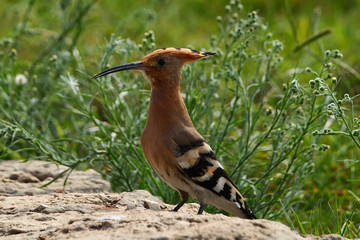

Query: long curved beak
<box><xmin>93</xmin><ymin>61</ymin><xmax>145</xmax><ymax>79</ymax></box>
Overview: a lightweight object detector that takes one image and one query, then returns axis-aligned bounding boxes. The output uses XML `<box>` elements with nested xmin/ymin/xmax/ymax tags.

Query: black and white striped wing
<box><xmin>174</xmin><ymin>139</ymin><xmax>256</xmax><ymax>219</ymax></box>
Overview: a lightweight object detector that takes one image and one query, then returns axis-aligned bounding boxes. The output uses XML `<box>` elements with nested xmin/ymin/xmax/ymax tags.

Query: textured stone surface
<box><xmin>0</xmin><ymin>160</ymin><xmax>111</xmax><ymax>196</ymax></box>
<box><xmin>0</xmin><ymin>160</ymin><xmax>352</xmax><ymax>240</ymax></box>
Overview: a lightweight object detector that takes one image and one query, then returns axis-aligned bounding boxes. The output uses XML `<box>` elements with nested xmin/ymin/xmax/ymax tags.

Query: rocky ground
<box><xmin>0</xmin><ymin>160</ymin><xmax>353</xmax><ymax>240</ymax></box>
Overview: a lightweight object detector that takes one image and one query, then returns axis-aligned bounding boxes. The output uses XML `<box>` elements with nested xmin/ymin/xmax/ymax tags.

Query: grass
<box><xmin>0</xmin><ymin>0</ymin><xmax>359</xmax><ymax>238</ymax></box>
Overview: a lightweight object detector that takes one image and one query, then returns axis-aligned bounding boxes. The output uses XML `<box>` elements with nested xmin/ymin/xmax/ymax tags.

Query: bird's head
<box><xmin>93</xmin><ymin>48</ymin><xmax>215</xmax><ymax>88</ymax></box>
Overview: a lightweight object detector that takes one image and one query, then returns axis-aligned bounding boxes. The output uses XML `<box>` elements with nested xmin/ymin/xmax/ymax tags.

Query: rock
<box><xmin>143</xmin><ymin>199</ymin><xmax>162</xmax><ymax>210</ymax></box>
<box><xmin>8</xmin><ymin>171</ymin><xmax>40</xmax><ymax>183</ymax></box>
<box><xmin>7</xmin><ymin>228</ymin><xmax>29</xmax><ymax>235</ymax></box>
<box><xmin>0</xmin><ymin>191</ymin><xmax>352</xmax><ymax>240</ymax></box>
<box><xmin>0</xmin><ymin>160</ymin><xmax>352</xmax><ymax>240</ymax></box>
<box><xmin>32</xmin><ymin>204</ymin><xmax>50</xmax><ymax>212</ymax></box>
<box><xmin>0</xmin><ymin>160</ymin><xmax>110</xmax><ymax>196</ymax></box>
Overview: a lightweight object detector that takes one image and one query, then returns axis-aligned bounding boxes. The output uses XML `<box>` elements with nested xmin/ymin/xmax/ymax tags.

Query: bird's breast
<box><xmin>141</xmin><ymin>128</ymin><xmax>174</xmax><ymax>175</ymax></box>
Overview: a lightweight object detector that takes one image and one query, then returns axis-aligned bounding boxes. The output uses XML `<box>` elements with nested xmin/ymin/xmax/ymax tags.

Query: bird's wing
<box><xmin>172</xmin><ymin>127</ymin><xmax>256</xmax><ymax>219</ymax></box>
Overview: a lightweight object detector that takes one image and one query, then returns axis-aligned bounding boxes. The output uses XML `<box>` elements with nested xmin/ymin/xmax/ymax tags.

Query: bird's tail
<box><xmin>240</xmin><ymin>200</ymin><xmax>257</xmax><ymax>219</ymax></box>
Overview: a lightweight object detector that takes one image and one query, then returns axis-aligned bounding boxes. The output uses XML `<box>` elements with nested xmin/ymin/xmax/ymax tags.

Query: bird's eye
<box><xmin>157</xmin><ymin>59</ymin><xmax>166</xmax><ymax>66</ymax></box>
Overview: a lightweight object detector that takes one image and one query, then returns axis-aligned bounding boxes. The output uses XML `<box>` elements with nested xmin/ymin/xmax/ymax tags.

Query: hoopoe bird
<box><xmin>93</xmin><ymin>47</ymin><xmax>257</xmax><ymax>219</ymax></box>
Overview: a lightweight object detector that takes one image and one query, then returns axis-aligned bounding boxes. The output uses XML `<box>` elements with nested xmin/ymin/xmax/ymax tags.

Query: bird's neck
<box><xmin>145</xmin><ymin>85</ymin><xmax>194</xmax><ymax>136</ymax></box>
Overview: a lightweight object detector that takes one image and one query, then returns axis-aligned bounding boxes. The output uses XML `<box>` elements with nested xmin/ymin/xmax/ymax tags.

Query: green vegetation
<box><xmin>0</xmin><ymin>0</ymin><xmax>359</xmax><ymax>238</ymax></box>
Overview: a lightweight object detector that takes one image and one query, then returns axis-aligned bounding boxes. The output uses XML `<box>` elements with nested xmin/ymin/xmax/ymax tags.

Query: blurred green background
<box><xmin>1</xmin><ymin>0</ymin><xmax>360</xmax><ymax>77</ymax></box>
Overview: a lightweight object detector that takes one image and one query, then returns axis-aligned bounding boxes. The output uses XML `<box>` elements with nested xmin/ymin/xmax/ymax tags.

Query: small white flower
<box><xmin>213</xmin><ymin>110</ymin><xmax>221</xmax><ymax>118</ymax></box>
<box><xmin>61</xmin><ymin>73</ymin><xmax>79</xmax><ymax>94</ymax></box>
<box><xmin>111</xmin><ymin>132</ymin><xmax>117</xmax><ymax>142</ymax></box>
<box><xmin>15</xmin><ymin>74</ymin><xmax>27</xmax><ymax>85</ymax></box>
<box><xmin>89</xmin><ymin>127</ymin><xmax>100</xmax><ymax>133</ymax></box>
<box><xmin>119</xmin><ymin>91</ymin><xmax>128</xmax><ymax>101</ymax></box>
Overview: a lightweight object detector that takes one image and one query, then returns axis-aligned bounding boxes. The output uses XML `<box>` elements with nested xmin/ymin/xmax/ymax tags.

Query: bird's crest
<box><xmin>142</xmin><ymin>47</ymin><xmax>216</xmax><ymax>62</ymax></box>
<box><xmin>160</xmin><ymin>47</ymin><xmax>215</xmax><ymax>57</ymax></box>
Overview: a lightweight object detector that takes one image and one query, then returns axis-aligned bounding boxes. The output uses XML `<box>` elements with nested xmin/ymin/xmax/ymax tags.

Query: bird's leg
<box><xmin>197</xmin><ymin>204</ymin><xmax>207</xmax><ymax>215</ymax></box>
<box><xmin>173</xmin><ymin>200</ymin><xmax>186</xmax><ymax>212</ymax></box>
<box><xmin>193</xmin><ymin>188</ymin><xmax>207</xmax><ymax>215</ymax></box>
<box><xmin>173</xmin><ymin>190</ymin><xmax>189</xmax><ymax>212</ymax></box>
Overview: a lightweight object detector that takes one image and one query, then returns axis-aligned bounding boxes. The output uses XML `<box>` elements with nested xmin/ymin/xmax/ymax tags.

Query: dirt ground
<box><xmin>0</xmin><ymin>160</ymin><xmax>352</xmax><ymax>240</ymax></box>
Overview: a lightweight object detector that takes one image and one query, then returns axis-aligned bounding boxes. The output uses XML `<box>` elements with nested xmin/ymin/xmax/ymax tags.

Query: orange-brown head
<box><xmin>93</xmin><ymin>48</ymin><xmax>215</xmax><ymax>88</ymax></box>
